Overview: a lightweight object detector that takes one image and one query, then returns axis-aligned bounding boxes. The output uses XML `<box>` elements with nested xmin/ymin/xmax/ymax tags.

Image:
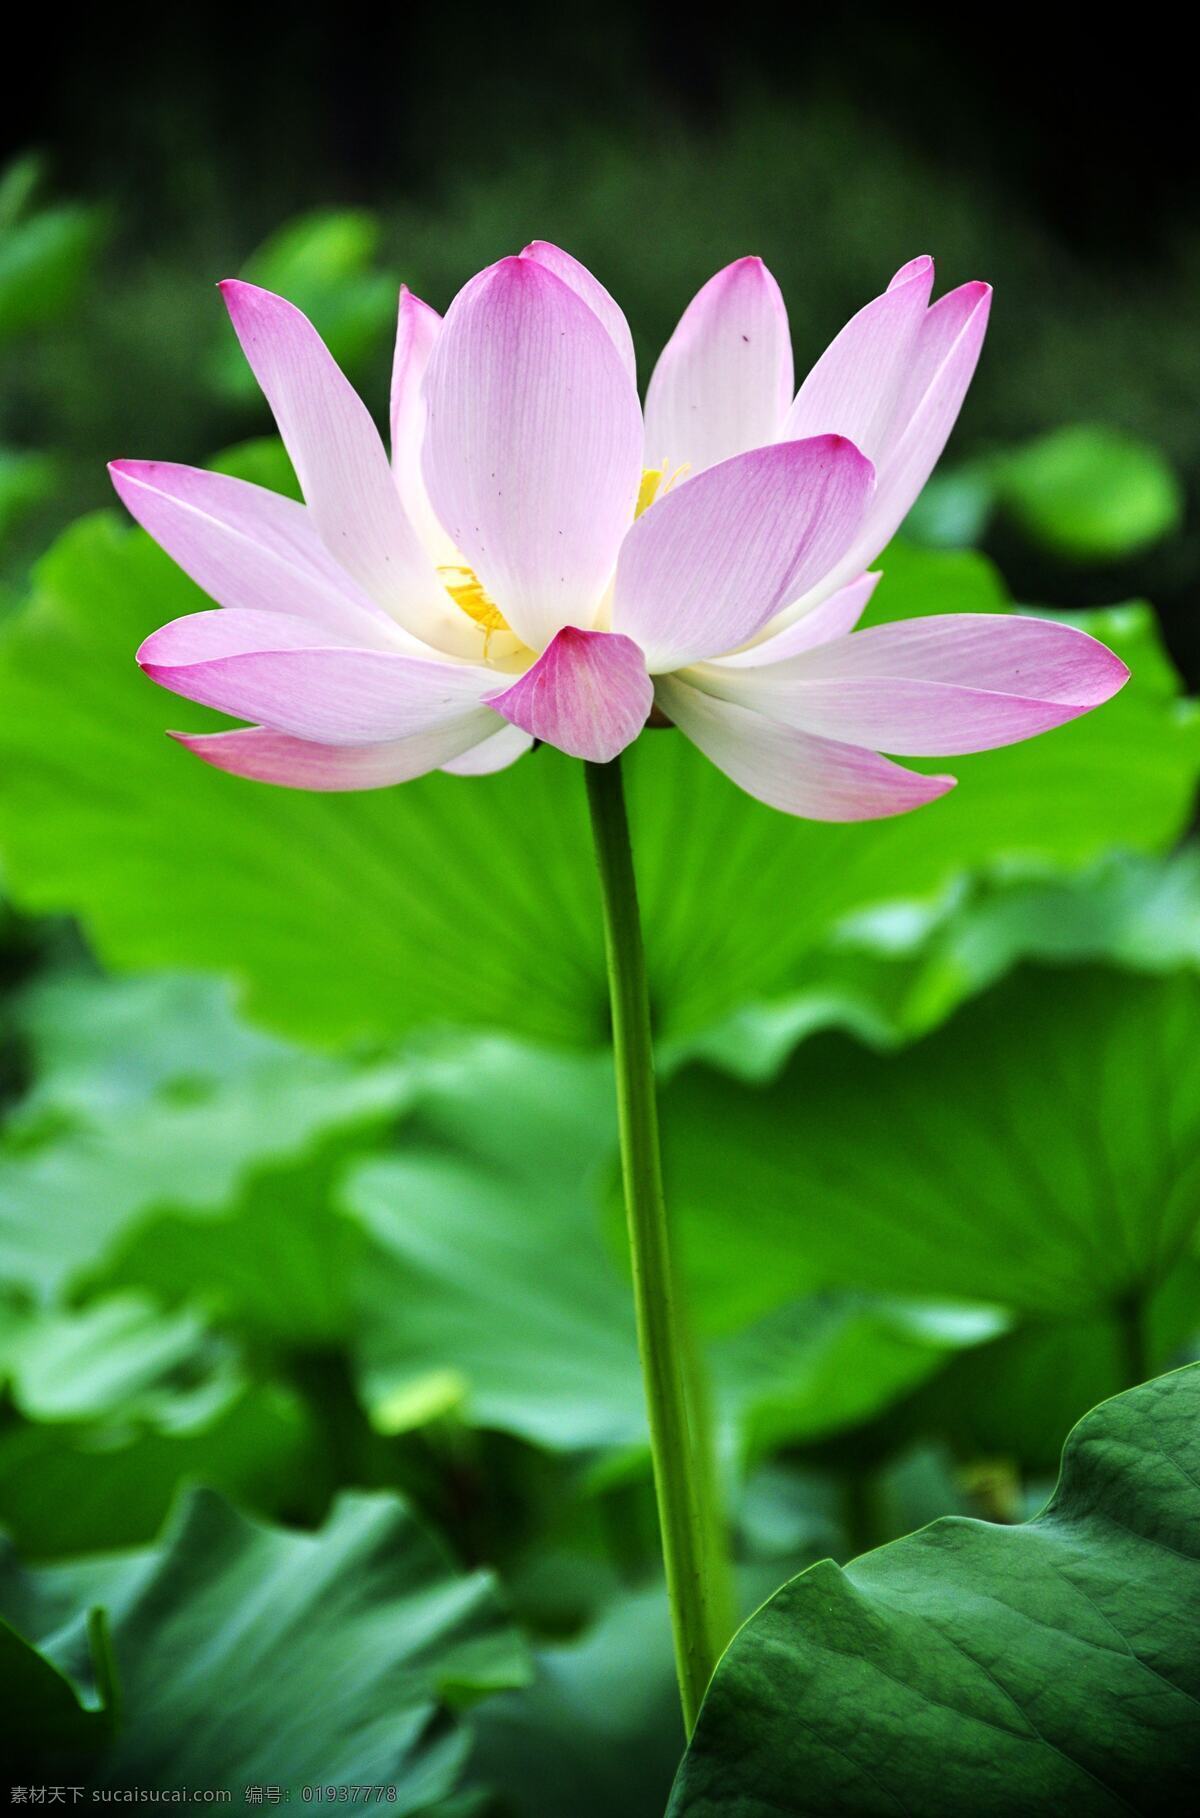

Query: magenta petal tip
<box><xmin>108</xmin><ymin>457</ymin><xmax>145</xmax><ymax>490</ymax></box>
<box><xmin>217</xmin><ymin>277</ymin><xmax>277</xmax><ymax>320</ymax></box>
<box><xmin>888</xmin><ymin>254</ymin><xmax>935</xmax><ymax>290</ymax></box>
<box><xmin>485</xmin><ymin>627</ymin><xmax>652</xmax><ymax>763</ymax></box>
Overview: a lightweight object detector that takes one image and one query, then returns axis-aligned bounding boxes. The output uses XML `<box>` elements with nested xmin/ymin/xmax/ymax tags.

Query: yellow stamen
<box><xmin>438</xmin><ymin>563</ymin><xmax>518</xmax><ymax>658</ymax></box>
<box><xmin>636</xmin><ymin>467</ymin><xmax>664</xmax><ymax>517</ymax></box>
<box><xmin>439</xmin><ymin>565</ymin><xmax>511</xmax><ymax>634</ymax></box>
<box><xmin>636</xmin><ymin>462</ymin><xmax>691</xmax><ymax>518</ymax></box>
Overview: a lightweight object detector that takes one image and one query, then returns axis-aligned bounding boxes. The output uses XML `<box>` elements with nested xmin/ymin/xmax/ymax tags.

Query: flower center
<box><xmin>440</xmin><ymin>467</ymin><xmax>690</xmax><ymax>657</ymax></box>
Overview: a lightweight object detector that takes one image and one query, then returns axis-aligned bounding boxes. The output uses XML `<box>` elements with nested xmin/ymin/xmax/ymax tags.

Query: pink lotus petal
<box><xmin>172</xmin><ymin>718</ymin><xmax>494</xmax><ymax>790</ymax></box>
<box><xmin>713</xmin><ymin>573</ymin><xmax>881</xmax><ymax>667</ymax></box>
<box><xmin>109</xmin><ymin>460</ymin><xmax>403</xmax><ymax>648</ymax></box>
<box><xmin>695</xmin><ymin>612</ymin><xmax>1129</xmax><ymax>755</ymax></box>
<box><xmin>219</xmin><ymin>280</ymin><xmax>458</xmax><ymax>649</ymax></box>
<box><xmin>389</xmin><ymin>285</ymin><xmax>456</xmax><ymax>563</ymax></box>
<box><xmin>520</xmin><ymin>241</ymin><xmax>636</xmax><ymax>383</ymax></box>
<box><xmin>888</xmin><ymin>255</ymin><xmax>936</xmax><ymax>292</ymax></box>
<box><xmin>485</xmin><ymin>627</ymin><xmax>652</xmax><ymax>762</ymax></box>
<box><xmin>794</xmin><ymin>611</ymin><xmax>1126</xmax><ymax>691</ymax></box>
<box><xmin>139</xmin><ymin>608</ymin><xmax>360</xmax><ymax>662</ymax></box>
<box><xmin>842</xmin><ymin>282</ymin><xmax>992</xmax><ymax>579</ymax></box>
<box><xmin>441</xmin><ymin>722</ymin><xmax>534</xmax><ymax>776</ymax></box>
<box><xmin>782</xmin><ymin>258</ymin><xmax>934</xmax><ymax>459</ymax></box>
<box><xmin>422</xmin><ymin>256</ymin><xmax>643</xmax><ymax>653</ymax></box>
<box><xmin>887</xmin><ymin>282</ymin><xmax>989</xmax><ymax>443</ymax></box>
<box><xmin>138</xmin><ymin>609</ymin><xmax>496</xmax><ymax>745</ymax></box>
<box><xmin>656</xmin><ymin>674</ymin><xmax>955</xmax><ymax>821</ymax></box>
<box><xmin>643</xmin><ymin>257</ymin><xmax>794</xmax><ymax>474</ymax></box>
<box><xmin>611</xmin><ymin>437</ymin><xmax>874</xmax><ymax>672</ymax></box>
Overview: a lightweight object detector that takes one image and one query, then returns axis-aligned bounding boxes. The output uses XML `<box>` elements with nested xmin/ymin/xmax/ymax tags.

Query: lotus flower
<box><xmin>114</xmin><ymin>245</ymin><xmax>1127</xmax><ymax>819</ymax></box>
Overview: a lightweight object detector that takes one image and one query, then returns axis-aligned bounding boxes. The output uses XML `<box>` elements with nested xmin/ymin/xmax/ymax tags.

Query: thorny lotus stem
<box><xmin>585</xmin><ymin>754</ymin><xmax>734</xmax><ymax>1736</ymax></box>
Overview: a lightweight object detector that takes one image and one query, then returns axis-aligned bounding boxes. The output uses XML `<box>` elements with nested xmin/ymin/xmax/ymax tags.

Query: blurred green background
<box><xmin>1</xmin><ymin>9</ymin><xmax>1199</xmax><ymax>1809</ymax></box>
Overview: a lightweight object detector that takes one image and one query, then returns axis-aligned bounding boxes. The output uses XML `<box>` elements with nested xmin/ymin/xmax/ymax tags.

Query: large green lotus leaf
<box><xmin>345</xmin><ymin>1042</ymin><xmax>639</xmax><ymax>1451</ymax></box>
<box><xmin>0</xmin><ymin>1619</ymin><xmax>111</xmax><ymax>1779</ymax></box>
<box><xmin>87</xmin><ymin>1147</ymin><xmax>371</xmax><ymax>1348</ymax></box>
<box><xmin>0</xmin><ymin>515</ymin><xmax>1193</xmax><ymax>1049</ymax></box>
<box><xmin>470</xmin><ymin>1585</ymin><xmax>682</xmax><ymax>1818</ymax></box>
<box><xmin>0</xmin><ymin>1292</ymin><xmax>228</xmax><ymax>1422</ymax></box>
<box><xmin>660</xmin><ymin>967</ymin><xmax>1200</xmax><ymax>1328</ymax></box>
<box><xmin>995</xmin><ymin>424</ymin><xmax>1184</xmax><ymax>563</ymax></box>
<box><xmin>911</xmin><ymin>845</ymin><xmax>1200</xmax><ymax>985</ymax></box>
<box><xmin>344</xmin><ymin>1042</ymin><xmax>994</xmax><ymax>1457</ymax></box>
<box><xmin>856</xmin><ymin>535</ymin><xmax>1008</xmax><ymax>622</ymax></box>
<box><xmin>0</xmin><ymin>1375</ymin><xmax>319</xmax><ymax>1556</ymax></box>
<box><xmin>713</xmin><ymin>1299</ymin><xmax>1007</xmax><ymax>1460</ymax></box>
<box><xmin>682</xmin><ymin>845</ymin><xmax>1200</xmax><ymax>1082</ymax></box>
<box><xmin>906</xmin><ymin>428</ymin><xmax>1185</xmax><ymax>566</ymax></box>
<box><xmin>64</xmin><ymin>1033</ymin><xmax>977</xmax><ymax>1463</ymax></box>
<box><xmin>0</xmin><ymin>156</ymin><xmax>106</xmax><ymax>345</ymax></box>
<box><xmin>625</xmin><ymin>599</ymin><xmax>1192</xmax><ymax>1042</ymax></box>
<box><xmin>0</xmin><ymin>970</ymin><xmax>413</xmax><ymax>1298</ymax></box>
<box><xmin>0</xmin><ymin>1539</ymin><xmax>155</xmax><ymax>1648</ymax></box>
<box><xmin>0</xmin><ymin>1487</ymin><xmax>528</xmax><ymax>1806</ymax></box>
<box><xmin>0</xmin><ymin>446</ymin><xmax>58</xmax><ymax>547</ymax></box>
<box><xmin>669</xmin><ymin>1365</ymin><xmax>1200</xmax><ymax>1816</ymax></box>
<box><xmin>843</xmin><ymin>845</ymin><xmax>1200</xmax><ymax>1058</ymax></box>
<box><xmin>894</xmin><ymin>1256</ymin><xmax>1200</xmax><ymax>1475</ymax></box>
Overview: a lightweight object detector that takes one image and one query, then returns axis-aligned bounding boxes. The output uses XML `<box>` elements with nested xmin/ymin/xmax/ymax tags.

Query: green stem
<box><xmin>585</xmin><ymin>754</ymin><xmax>732</xmax><ymax>1735</ymax></box>
<box><xmin>675</xmin><ymin>1264</ymin><xmax>738</xmax><ymax>1653</ymax></box>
